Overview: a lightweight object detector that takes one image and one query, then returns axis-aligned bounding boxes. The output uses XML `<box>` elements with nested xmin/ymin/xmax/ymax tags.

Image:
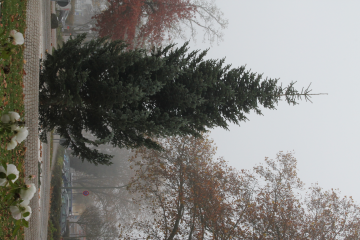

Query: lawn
<box><xmin>0</xmin><ymin>0</ymin><xmax>28</xmax><ymax>239</ymax></box>
<box><xmin>47</xmin><ymin>146</ymin><xmax>65</xmax><ymax>240</ymax></box>
<box><xmin>56</xmin><ymin>26</ymin><xmax>64</xmax><ymax>48</ymax></box>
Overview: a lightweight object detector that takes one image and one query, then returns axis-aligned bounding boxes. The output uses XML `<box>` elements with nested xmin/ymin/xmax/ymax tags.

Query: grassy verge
<box><xmin>47</xmin><ymin>145</ymin><xmax>65</xmax><ymax>240</ymax></box>
<box><xmin>0</xmin><ymin>0</ymin><xmax>27</xmax><ymax>239</ymax></box>
<box><xmin>56</xmin><ymin>26</ymin><xmax>64</xmax><ymax>48</ymax></box>
<box><xmin>49</xmin><ymin>130</ymin><xmax>54</xmax><ymax>166</ymax></box>
<box><xmin>54</xmin><ymin>10</ymin><xmax>64</xmax><ymax>49</ymax></box>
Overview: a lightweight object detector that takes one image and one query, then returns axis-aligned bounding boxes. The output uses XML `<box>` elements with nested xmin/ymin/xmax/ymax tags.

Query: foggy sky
<box><xmin>176</xmin><ymin>1</ymin><xmax>360</xmax><ymax>201</ymax></box>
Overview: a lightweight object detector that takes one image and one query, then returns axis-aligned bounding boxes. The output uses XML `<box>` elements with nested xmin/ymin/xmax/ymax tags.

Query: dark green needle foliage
<box><xmin>39</xmin><ymin>34</ymin><xmax>310</xmax><ymax>165</ymax></box>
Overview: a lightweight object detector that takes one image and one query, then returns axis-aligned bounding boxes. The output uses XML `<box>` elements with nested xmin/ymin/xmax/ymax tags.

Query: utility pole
<box><xmin>61</xmin><ymin>185</ymin><xmax>127</xmax><ymax>189</ymax></box>
<box><xmin>62</xmin><ymin>237</ymin><xmax>85</xmax><ymax>239</ymax></box>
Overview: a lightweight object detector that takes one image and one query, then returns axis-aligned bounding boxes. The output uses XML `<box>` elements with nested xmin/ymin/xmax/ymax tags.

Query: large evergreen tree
<box><xmin>39</xmin><ymin>34</ymin><xmax>312</xmax><ymax>165</ymax></box>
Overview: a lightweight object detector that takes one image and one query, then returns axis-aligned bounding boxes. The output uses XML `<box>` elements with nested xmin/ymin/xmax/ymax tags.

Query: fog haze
<box><xmin>176</xmin><ymin>0</ymin><xmax>360</xmax><ymax>201</ymax></box>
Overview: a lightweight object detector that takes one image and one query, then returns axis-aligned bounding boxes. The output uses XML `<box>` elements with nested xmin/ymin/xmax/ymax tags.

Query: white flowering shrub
<box><xmin>0</xmin><ymin>111</ymin><xmax>31</xmax><ymax>234</ymax></box>
<box><xmin>0</xmin><ymin>111</ymin><xmax>28</xmax><ymax>150</ymax></box>
<box><xmin>0</xmin><ymin>161</ymin><xmax>36</xmax><ymax>234</ymax></box>
<box><xmin>0</xmin><ymin>29</ymin><xmax>24</xmax><ymax>61</ymax></box>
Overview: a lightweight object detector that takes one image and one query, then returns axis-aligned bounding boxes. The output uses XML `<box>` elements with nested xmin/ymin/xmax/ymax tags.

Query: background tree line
<box><xmin>70</xmin><ymin>135</ymin><xmax>359</xmax><ymax>239</ymax></box>
<box><xmin>67</xmin><ymin>143</ymin><xmax>140</xmax><ymax>239</ymax></box>
<box><xmin>44</xmin><ymin>0</ymin><xmax>330</xmax><ymax>239</ymax></box>
<box><xmin>118</xmin><ymin>134</ymin><xmax>360</xmax><ymax>239</ymax></box>
<box><xmin>92</xmin><ymin>0</ymin><xmax>228</xmax><ymax>48</ymax></box>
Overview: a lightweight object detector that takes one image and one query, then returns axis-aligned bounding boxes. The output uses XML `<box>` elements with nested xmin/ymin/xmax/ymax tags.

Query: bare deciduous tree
<box><xmin>118</xmin><ymin>135</ymin><xmax>360</xmax><ymax>239</ymax></box>
<box><xmin>71</xmin><ymin>205</ymin><xmax>119</xmax><ymax>239</ymax></box>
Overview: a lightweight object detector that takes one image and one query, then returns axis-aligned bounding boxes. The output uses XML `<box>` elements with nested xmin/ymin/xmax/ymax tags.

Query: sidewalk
<box><xmin>23</xmin><ymin>0</ymin><xmax>54</xmax><ymax>238</ymax></box>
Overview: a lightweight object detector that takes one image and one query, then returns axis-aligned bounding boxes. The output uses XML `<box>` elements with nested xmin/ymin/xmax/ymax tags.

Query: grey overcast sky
<box><xmin>176</xmin><ymin>0</ymin><xmax>360</xmax><ymax>201</ymax></box>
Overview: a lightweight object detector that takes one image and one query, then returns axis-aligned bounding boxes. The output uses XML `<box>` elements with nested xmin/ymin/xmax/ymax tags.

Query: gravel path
<box><xmin>23</xmin><ymin>0</ymin><xmax>41</xmax><ymax>237</ymax></box>
<box><xmin>23</xmin><ymin>0</ymin><xmax>53</xmax><ymax>238</ymax></box>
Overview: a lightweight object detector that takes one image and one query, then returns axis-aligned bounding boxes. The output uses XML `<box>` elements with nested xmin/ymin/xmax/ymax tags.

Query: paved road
<box><xmin>39</xmin><ymin>2</ymin><xmax>55</xmax><ymax>239</ymax></box>
<box><xmin>38</xmin><ymin>1</ymin><xmax>54</xmax><ymax>240</ymax></box>
<box><xmin>39</xmin><ymin>135</ymin><xmax>51</xmax><ymax>240</ymax></box>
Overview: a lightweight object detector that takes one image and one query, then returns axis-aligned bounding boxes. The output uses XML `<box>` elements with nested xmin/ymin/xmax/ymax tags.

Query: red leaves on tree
<box><xmin>93</xmin><ymin>0</ymin><xmax>195</xmax><ymax>48</ymax></box>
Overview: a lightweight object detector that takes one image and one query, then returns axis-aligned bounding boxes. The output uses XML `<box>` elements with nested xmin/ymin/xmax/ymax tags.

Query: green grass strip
<box><xmin>47</xmin><ymin>146</ymin><xmax>65</xmax><ymax>240</ymax></box>
<box><xmin>0</xmin><ymin>0</ymin><xmax>28</xmax><ymax>239</ymax></box>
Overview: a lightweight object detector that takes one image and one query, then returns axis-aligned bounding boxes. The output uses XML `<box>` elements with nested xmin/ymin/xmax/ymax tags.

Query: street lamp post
<box><xmin>61</xmin><ymin>186</ymin><xmax>127</xmax><ymax>189</ymax></box>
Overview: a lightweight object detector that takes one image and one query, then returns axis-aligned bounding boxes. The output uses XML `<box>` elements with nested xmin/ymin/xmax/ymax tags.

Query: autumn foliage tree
<box><xmin>121</xmin><ymin>135</ymin><xmax>360</xmax><ymax>239</ymax></box>
<box><xmin>93</xmin><ymin>0</ymin><xmax>228</xmax><ymax>48</ymax></box>
<box><xmin>243</xmin><ymin>153</ymin><xmax>306</xmax><ymax>239</ymax></box>
<box><xmin>302</xmin><ymin>184</ymin><xmax>360</xmax><ymax>239</ymax></box>
<box><xmin>121</xmin><ymin>134</ymin><xmax>254</xmax><ymax>239</ymax></box>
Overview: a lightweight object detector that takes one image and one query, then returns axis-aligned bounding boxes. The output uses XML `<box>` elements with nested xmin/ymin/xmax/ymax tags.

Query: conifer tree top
<box><xmin>39</xmin><ymin>34</ymin><xmax>319</xmax><ymax>165</ymax></box>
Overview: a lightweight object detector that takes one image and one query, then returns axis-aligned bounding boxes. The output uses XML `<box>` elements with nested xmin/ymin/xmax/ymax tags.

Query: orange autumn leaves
<box><xmin>94</xmin><ymin>0</ymin><xmax>195</xmax><ymax>48</ymax></box>
<box><xmin>121</xmin><ymin>135</ymin><xmax>360</xmax><ymax>239</ymax></box>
